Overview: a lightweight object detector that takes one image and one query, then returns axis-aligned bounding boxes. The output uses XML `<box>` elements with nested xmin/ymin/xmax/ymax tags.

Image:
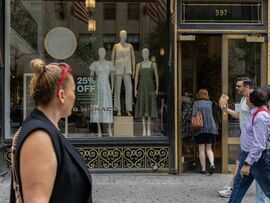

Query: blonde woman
<box><xmin>10</xmin><ymin>59</ymin><xmax>92</xmax><ymax>203</ymax></box>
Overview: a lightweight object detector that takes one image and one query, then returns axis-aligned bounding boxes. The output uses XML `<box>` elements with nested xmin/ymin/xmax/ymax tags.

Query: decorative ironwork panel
<box><xmin>4</xmin><ymin>146</ymin><xmax>169</xmax><ymax>170</ymax></box>
<box><xmin>146</xmin><ymin>148</ymin><xmax>169</xmax><ymax>168</ymax></box>
<box><xmin>77</xmin><ymin>147</ymin><xmax>169</xmax><ymax>169</ymax></box>
<box><xmin>123</xmin><ymin>148</ymin><xmax>145</xmax><ymax>168</ymax></box>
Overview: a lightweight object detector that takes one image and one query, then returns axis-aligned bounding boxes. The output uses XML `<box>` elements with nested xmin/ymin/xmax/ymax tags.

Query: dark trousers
<box><xmin>229</xmin><ymin>150</ymin><xmax>270</xmax><ymax>203</ymax></box>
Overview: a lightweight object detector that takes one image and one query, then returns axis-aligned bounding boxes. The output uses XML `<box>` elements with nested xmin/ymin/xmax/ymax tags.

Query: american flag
<box><xmin>147</xmin><ymin>0</ymin><xmax>167</xmax><ymax>24</ymax></box>
<box><xmin>72</xmin><ymin>2</ymin><xmax>91</xmax><ymax>24</ymax></box>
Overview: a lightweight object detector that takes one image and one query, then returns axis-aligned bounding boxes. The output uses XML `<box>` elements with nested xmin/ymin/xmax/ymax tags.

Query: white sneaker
<box><xmin>221</xmin><ymin>185</ymin><xmax>231</xmax><ymax>190</ymax></box>
<box><xmin>218</xmin><ymin>186</ymin><xmax>232</xmax><ymax>198</ymax></box>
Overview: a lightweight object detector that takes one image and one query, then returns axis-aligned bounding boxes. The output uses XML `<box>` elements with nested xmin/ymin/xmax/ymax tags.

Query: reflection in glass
<box><xmin>228</xmin><ymin>144</ymin><xmax>240</xmax><ymax>164</ymax></box>
<box><xmin>228</xmin><ymin>39</ymin><xmax>261</xmax><ymax>138</ymax></box>
<box><xmin>7</xmin><ymin>0</ymin><xmax>169</xmax><ymax>138</ymax></box>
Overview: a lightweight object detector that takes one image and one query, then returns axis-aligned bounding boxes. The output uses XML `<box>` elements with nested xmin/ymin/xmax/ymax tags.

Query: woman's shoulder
<box><xmin>19</xmin><ymin>110</ymin><xmax>60</xmax><ymax>146</ymax></box>
<box><xmin>196</xmin><ymin>100</ymin><xmax>212</xmax><ymax>107</ymax></box>
<box><xmin>196</xmin><ymin>99</ymin><xmax>209</xmax><ymax>104</ymax></box>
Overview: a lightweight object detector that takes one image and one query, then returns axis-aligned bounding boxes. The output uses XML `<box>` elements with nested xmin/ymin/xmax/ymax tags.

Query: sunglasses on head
<box><xmin>49</xmin><ymin>62</ymin><xmax>72</xmax><ymax>94</ymax></box>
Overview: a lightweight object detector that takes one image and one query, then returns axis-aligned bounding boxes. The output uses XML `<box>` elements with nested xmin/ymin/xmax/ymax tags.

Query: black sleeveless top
<box><xmin>10</xmin><ymin>108</ymin><xmax>92</xmax><ymax>203</ymax></box>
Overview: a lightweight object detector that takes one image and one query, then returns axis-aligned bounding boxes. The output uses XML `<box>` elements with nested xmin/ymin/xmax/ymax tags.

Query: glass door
<box><xmin>179</xmin><ymin>35</ymin><xmax>222</xmax><ymax>172</ymax></box>
<box><xmin>221</xmin><ymin>34</ymin><xmax>266</xmax><ymax>173</ymax></box>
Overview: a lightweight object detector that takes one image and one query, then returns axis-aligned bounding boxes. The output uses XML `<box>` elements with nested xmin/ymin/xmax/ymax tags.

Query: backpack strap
<box><xmin>252</xmin><ymin>108</ymin><xmax>270</xmax><ymax>125</ymax></box>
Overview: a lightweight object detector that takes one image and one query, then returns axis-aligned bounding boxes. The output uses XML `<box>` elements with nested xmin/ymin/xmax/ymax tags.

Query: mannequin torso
<box><xmin>113</xmin><ymin>43</ymin><xmax>133</xmax><ymax>74</ymax></box>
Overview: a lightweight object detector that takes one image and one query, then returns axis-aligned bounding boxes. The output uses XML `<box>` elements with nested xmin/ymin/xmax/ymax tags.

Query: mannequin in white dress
<box><xmin>134</xmin><ymin>48</ymin><xmax>159</xmax><ymax>136</ymax></box>
<box><xmin>111</xmin><ymin>30</ymin><xmax>135</xmax><ymax>116</ymax></box>
<box><xmin>89</xmin><ymin>47</ymin><xmax>115</xmax><ymax>137</ymax></box>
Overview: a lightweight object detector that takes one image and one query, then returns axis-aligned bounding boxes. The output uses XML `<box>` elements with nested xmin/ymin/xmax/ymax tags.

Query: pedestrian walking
<box><xmin>191</xmin><ymin>89</ymin><xmax>219</xmax><ymax>174</ymax></box>
<box><xmin>229</xmin><ymin>87</ymin><xmax>270</xmax><ymax>203</ymax></box>
<box><xmin>218</xmin><ymin>77</ymin><xmax>251</xmax><ymax>197</ymax></box>
<box><xmin>219</xmin><ymin>78</ymin><xmax>268</xmax><ymax>202</ymax></box>
<box><xmin>10</xmin><ymin>59</ymin><xmax>92</xmax><ymax>203</ymax></box>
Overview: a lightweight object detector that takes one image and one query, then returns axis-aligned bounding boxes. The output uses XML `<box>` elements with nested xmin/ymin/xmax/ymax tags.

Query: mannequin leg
<box><xmin>114</xmin><ymin>75</ymin><xmax>123</xmax><ymax>116</ymax></box>
<box><xmin>123</xmin><ymin>74</ymin><xmax>133</xmax><ymax>114</ymax></box>
<box><xmin>147</xmin><ymin>117</ymin><xmax>151</xmax><ymax>136</ymax></box>
<box><xmin>142</xmin><ymin>117</ymin><xmax>146</xmax><ymax>136</ymax></box>
<box><xmin>108</xmin><ymin>123</ymin><xmax>113</xmax><ymax>137</ymax></box>
<box><xmin>97</xmin><ymin>123</ymin><xmax>102</xmax><ymax>137</ymax></box>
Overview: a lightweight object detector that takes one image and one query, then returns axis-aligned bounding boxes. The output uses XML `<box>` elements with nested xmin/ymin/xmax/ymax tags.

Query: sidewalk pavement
<box><xmin>0</xmin><ymin>172</ymin><xmax>255</xmax><ymax>203</ymax></box>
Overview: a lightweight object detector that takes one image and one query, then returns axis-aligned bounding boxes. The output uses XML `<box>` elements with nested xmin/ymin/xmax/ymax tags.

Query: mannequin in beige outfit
<box><xmin>111</xmin><ymin>30</ymin><xmax>135</xmax><ymax>116</ymax></box>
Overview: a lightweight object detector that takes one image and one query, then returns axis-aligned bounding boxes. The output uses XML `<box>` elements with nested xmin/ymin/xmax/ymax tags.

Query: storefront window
<box><xmin>5</xmin><ymin>0</ymin><xmax>169</xmax><ymax>139</ymax></box>
<box><xmin>103</xmin><ymin>3</ymin><xmax>116</xmax><ymax>21</ymax></box>
<box><xmin>128</xmin><ymin>3</ymin><xmax>140</xmax><ymax>21</ymax></box>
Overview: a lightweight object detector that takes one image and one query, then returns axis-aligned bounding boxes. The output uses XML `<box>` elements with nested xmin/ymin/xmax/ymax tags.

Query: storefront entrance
<box><xmin>178</xmin><ymin>34</ymin><xmax>266</xmax><ymax>173</ymax></box>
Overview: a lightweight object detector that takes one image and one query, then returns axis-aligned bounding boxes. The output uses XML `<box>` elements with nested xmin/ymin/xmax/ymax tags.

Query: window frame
<box><xmin>103</xmin><ymin>3</ymin><xmax>116</xmax><ymax>21</ymax></box>
<box><xmin>127</xmin><ymin>3</ymin><xmax>140</xmax><ymax>21</ymax></box>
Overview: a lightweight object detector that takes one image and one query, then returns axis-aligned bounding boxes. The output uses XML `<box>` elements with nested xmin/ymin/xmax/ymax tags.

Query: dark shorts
<box><xmin>194</xmin><ymin>133</ymin><xmax>216</xmax><ymax>145</ymax></box>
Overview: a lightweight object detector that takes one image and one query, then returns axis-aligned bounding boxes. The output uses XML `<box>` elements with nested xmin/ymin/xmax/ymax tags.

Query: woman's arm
<box><xmin>223</xmin><ymin>107</ymin><xmax>240</xmax><ymax>119</ymax></box>
<box><xmin>20</xmin><ymin>130</ymin><xmax>57</xmax><ymax>203</ymax></box>
<box><xmin>191</xmin><ymin>102</ymin><xmax>196</xmax><ymax>117</ymax></box>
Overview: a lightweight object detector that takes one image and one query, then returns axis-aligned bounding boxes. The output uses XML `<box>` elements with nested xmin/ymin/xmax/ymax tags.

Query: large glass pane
<box><xmin>227</xmin><ymin>39</ymin><xmax>261</xmax><ymax>138</ymax></box>
<box><xmin>6</xmin><ymin>0</ymin><xmax>169</xmax><ymax>139</ymax></box>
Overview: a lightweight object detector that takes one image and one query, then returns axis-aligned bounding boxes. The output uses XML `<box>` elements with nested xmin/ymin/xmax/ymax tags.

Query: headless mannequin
<box><xmin>90</xmin><ymin>48</ymin><xmax>114</xmax><ymax>137</ymax></box>
<box><xmin>111</xmin><ymin>30</ymin><xmax>135</xmax><ymax>116</ymax></box>
<box><xmin>134</xmin><ymin>48</ymin><xmax>159</xmax><ymax>136</ymax></box>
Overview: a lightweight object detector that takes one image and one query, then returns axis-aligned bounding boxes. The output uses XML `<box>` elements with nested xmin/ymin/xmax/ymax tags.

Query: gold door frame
<box><xmin>221</xmin><ymin>34</ymin><xmax>267</xmax><ymax>173</ymax></box>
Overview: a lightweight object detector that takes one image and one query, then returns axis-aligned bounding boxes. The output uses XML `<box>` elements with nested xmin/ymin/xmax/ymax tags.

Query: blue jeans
<box><xmin>229</xmin><ymin>150</ymin><xmax>270</xmax><ymax>203</ymax></box>
<box><xmin>256</xmin><ymin>182</ymin><xmax>269</xmax><ymax>203</ymax></box>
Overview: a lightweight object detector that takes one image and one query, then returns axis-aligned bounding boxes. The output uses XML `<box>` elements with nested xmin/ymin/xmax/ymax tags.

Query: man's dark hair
<box><xmin>262</xmin><ymin>85</ymin><xmax>270</xmax><ymax>102</ymax></box>
<box><xmin>243</xmin><ymin>78</ymin><xmax>253</xmax><ymax>88</ymax></box>
<box><xmin>249</xmin><ymin>87</ymin><xmax>268</xmax><ymax>107</ymax></box>
<box><xmin>236</xmin><ymin>76</ymin><xmax>250</xmax><ymax>82</ymax></box>
<box><xmin>236</xmin><ymin>77</ymin><xmax>253</xmax><ymax>87</ymax></box>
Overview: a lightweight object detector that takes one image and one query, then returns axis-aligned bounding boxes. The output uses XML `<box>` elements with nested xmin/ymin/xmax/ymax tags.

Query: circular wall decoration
<box><xmin>44</xmin><ymin>27</ymin><xmax>77</xmax><ymax>60</ymax></box>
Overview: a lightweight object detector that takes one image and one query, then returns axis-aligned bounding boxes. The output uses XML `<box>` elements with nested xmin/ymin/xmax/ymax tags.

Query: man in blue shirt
<box><xmin>229</xmin><ymin>88</ymin><xmax>270</xmax><ymax>203</ymax></box>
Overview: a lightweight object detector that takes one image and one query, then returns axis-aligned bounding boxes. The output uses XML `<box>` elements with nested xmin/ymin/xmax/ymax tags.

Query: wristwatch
<box><xmin>244</xmin><ymin>161</ymin><xmax>250</xmax><ymax>166</ymax></box>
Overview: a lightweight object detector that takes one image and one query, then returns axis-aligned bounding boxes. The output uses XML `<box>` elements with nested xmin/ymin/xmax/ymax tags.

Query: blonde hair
<box><xmin>196</xmin><ymin>89</ymin><xmax>210</xmax><ymax>100</ymax></box>
<box><xmin>29</xmin><ymin>59</ymin><xmax>71</xmax><ymax>106</ymax></box>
